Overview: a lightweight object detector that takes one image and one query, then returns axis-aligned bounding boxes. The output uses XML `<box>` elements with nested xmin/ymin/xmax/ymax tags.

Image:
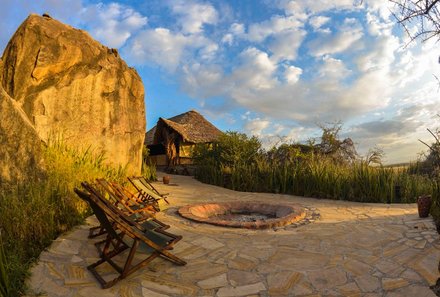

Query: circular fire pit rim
<box><xmin>178</xmin><ymin>201</ymin><xmax>306</xmax><ymax>229</ymax></box>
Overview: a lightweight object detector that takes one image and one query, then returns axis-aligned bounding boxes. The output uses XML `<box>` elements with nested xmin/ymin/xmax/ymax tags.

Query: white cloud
<box><xmin>309</xmin><ymin>15</ymin><xmax>330</xmax><ymax>30</ymax></box>
<box><xmin>246</xmin><ymin>15</ymin><xmax>303</xmax><ymax>42</ymax></box>
<box><xmin>181</xmin><ymin>63</ymin><xmax>224</xmax><ymax>98</ymax></box>
<box><xmin>269</xmin><ymin>29</ymin><xmax>306</xmax><ymax>61</ymax></box>
<box><xmin>278</xmin><ymin>0</ymin><xmax>357</xmax><ymax>16</ymax></box>
<box><xmin>243</xmin><ymin>15</ymin><xmax>306</xmax><ymax>62</ymax></box>
<box><xmin>231</xmin><ymin>23</ymin><xmax>245</xmax><ymax>35</ymax></box>
<box><xmin>127</xmin><ymin>28</ymin><xmax>188</xmax><ymax>71</ymax></box>
<box><xmin>231</xmin><ymin>47</ymin><xmax>278</xmax><ymax>91</ymax></box>
<box><xmin>244</xmin><ymin>117</ymin><xmax>271</xmax><ymax>137</ymax></box>
<box><xmin>169</xmin><ymin>0</ymin><xmax>218</xmax><ymax>34</ymax></box>
<box><xmin>222</xmin><ymin>23</ymin><xmax>244</xmax><ymax>45</ymax></box>
<box><xmin>284</xmin><ymin>65</ymin><xmax>302</xmax><ymax>84</ymax></box>
<box><xmin>126</xmin><ymin>27</ymin><xmax>218</xmax><ymax>71</ymax></box>
<box><xmin>365</xmin><ymin>12</ymin><xmax>393</xmax><ymax>37</ymax></box>
<box><xmin>222</xmin><ymin>34</ymin><xmax>233</xmax><ymax>45</ymax></box>
<box><xmin>318</xmin><ymin>56</ymin><xmax>351</xmax><ymax>79</ymax></box>
<box><xmin>356</xmin><ymin>34</ymin><xmax>399</xmax><ymax>72</ymax></box>
<box><xmin>308</xmin><ymin>18</ymin><xmax>364</xmax><ymax>57</ymax></box>
<box><xmin>363</xmin><ymin>0</ymin><xmax>394</xmax><ymax>20</ymax></box>
<box><xmin>80</xmin><ymin>3</ymin><xmax>147</xmax><ymax>48</ymax></box>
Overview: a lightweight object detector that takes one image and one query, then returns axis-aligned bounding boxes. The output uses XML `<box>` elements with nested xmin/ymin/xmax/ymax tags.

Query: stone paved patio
<box><xmin>27</xmin><ymin>173</ymin><xmax>440</xmax><ymax>296</ymax></box>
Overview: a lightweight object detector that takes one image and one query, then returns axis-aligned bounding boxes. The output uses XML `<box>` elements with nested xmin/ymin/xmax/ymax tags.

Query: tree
<box><xmin>390</xmin><ymin>0</ymin><xmax>440</xmax><ymax>43</ymax></box>
<box><xmin>217</xmin><ymin>131</ymin><xmax>262</xmax><ymax>167</ymax></box>
<box><xmin>315</xmin><ymin>122</ymin><xmax>358</xmax><ymax>164</ymax></box>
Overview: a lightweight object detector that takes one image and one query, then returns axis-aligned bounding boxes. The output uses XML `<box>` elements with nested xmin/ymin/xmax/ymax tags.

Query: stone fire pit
<box><xmin>178</xmin><ymin>201</ymin><xmax>305</xmax><ymax>229</ymax></box>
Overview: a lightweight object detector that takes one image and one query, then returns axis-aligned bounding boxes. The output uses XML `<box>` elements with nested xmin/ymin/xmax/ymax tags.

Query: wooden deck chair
<box><xmin>87</xmin><ymin>179</ymin><xmax>150</xmax><ymax>239</ymax></box>
<box><xmin>128</xmin><ymin>176</ymin><xmax>170</xmax><ymax>210</ymax></box>
<box><xmin>105</xmin><ymin>179</ymin><xmax>160</xmax><ymax>213</ymax></box>
<box><xmin>94</xmin><ymin>179</ymin><xmax>157</xmax><ymax>215</ymax></box>
<box><xmin>87</xmin><ymin>179</ymin><xmax>170</xmax><ymax>238</ymax></box>
<box><xmin>83</xmin><ymin>182</ymin><xmax>177</xmax><ymax>248</ymax></box>
<box><xmin>74</xmin><ymin>187</ymin><xmax>186</xmax><ymax>288</ymax></box>
<box><xmin>129</xmin><ymin>176</ymin><xmax>169</xmax><ymax>198</ymax></box>
<box><xmin>82</xmin><ymin>182</ymin><xmax>183</xmax><ymax>252</ymax></box>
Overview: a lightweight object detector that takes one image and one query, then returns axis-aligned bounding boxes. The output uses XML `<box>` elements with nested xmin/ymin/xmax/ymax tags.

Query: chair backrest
<box><xmin>110</xmin><ymin>182</ymin><xmax>137</xmax><ymax>202</ymax></box>
<box><xmin>138</xmin><ymin>177</ymin><xmax>162</xmax><ymax>195</ymax></box>
<box><xmin>128</xmin><ymin>177</ymin><xmax>145</xmax><ymax>192</ymax></box>
<box><xmin>80</xmin><ymin>183</ymin><xmax>166</xmax><ymax>251</ymax></box>
<box><xmin>82</xmin><ymin>182</ymin><xmax>163</xmax><ymax>236</ymax></box>
<box><xmin>74</xmin><ymin>188</ymin><xmax>123</xmax><ymax>241</ymax></box>
<box><xmin>98</xmin><ymin>179</ymin><xmax>158</xmax><ymax>215</ymax></box>
<box><xmin>128</xmin><ymin>177</ymin><xmax>162</xmax><ymax>200</ymax></box>
<box><xmin>95</xmin><ymin>179</ymin><xmax>125</xmax><ymax>203</ymax></box>
<box><xmin>82</xmin><ymin>182</ymin><xmax>139</xmax><ymax>225</ymax></box>
<box><xmin>135</xmin><ymin>176</ymin><xmax>155</xmax><ymax>191</ymax></box>
<box><xmin>95</xmin><ymin>179</ymin><xmax>139</xmax><ymax>213</ymax></box>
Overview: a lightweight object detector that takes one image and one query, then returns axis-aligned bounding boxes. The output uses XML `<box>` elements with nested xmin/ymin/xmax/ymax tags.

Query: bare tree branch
<box><xmin>425</xmin><ymin>0</ymin><xmax>440</xmax><ymax>13</ymax></box>
<box><xmin>390</xmin><ymin>0</ymin><xmax>440</xmax><ymax>43</ymax></box>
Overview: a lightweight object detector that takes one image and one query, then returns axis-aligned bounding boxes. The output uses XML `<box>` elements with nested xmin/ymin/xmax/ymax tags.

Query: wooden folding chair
<box><xmin>86</xmin><ymin>180</ymin><xmax>171</xmax><ymax>247</ymax></box>
<box><xmin>131</xmin><ymin>176</ymin><xmax>169</xmax><ymax>197</ymax></box>
<box><xmin>75</xmin><ymin>186</ymin><xmax>186</xmax><ymax>288</ymax></box>
<box><xmin>94</xmin><ymin>179</ymin><xmax>158</xmax><ymax>216</ymax></box>
<box><xmin>83</xmin><ymin>182</ymin><xmax>178</xmax><ymax>248</ymax></box>
<box><xmin>104</xmin><ymin>179</ymin><xmax>160</xmax><ymax>213</ymax></box>
<box><xmin>128</xmin><ymin>176</ymin><xmax>170</xmax><ymax>211</ymax></box>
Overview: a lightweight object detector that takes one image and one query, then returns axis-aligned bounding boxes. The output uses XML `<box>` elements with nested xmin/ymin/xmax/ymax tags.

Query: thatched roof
<box><xmin>145</xmin><ymin>110</ymin><xmax>222</xmax><ymax>145</ymax></box>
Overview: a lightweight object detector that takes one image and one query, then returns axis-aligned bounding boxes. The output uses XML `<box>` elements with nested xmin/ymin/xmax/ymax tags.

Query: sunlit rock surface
<box><xmin>1</xmin><ymin>14</ymin><xmax>145</xmax><ymax>177</ymax></box>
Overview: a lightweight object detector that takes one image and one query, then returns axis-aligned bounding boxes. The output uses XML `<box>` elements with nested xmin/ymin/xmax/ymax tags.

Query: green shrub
<box><xmin>194</xmin><ymin>132</ymin><xmax>433</xmax><ymax>204</ymax></box>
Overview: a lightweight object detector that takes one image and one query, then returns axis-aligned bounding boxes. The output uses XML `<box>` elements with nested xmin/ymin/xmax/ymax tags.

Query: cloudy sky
<box><xmin>1</xmin><ymin>0</ymin><xmax>439</xmax><ymax>164</ymax></box>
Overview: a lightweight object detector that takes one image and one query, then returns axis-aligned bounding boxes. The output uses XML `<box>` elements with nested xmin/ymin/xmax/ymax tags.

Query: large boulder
<box><xmin>1</xmin><ymin>14</ymin><xmax>146</xmax><ymax>176</ymax></box>
<box><xmin>0</xmin><ymin>58</ymin><xmax>45</xmax><ymax>184</ymax></box>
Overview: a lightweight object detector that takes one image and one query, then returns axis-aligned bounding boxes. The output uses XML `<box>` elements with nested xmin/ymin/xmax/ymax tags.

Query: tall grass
<box><xmin>0</xmin><ymin>233</ymin><xmax>10</xmax><ymax>297</ymax></box>
<box><xmin>197</xmin><ymin>158</ymin><xmax>433</xmax><ymax>203</ymax></box>
<box><xmin>194</xmin><ymin>133</ymin><xmax>434</xmax><ymax>204</ymax></box>
<box><xmin>0</xmin><ymin>140</ymin><xmax>126</xmax><ymax>296</ymax></box>
<box><xmin>142</xmin><ymin>146</ymin><xmax>157</xmax><ymax>181</ymax></box>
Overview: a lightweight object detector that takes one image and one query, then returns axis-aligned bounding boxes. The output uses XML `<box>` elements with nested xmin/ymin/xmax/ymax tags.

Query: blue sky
<box><xmin>1</xmin><ymin>0</ymin><xmax>440</xmax><ymax>164</ymax></box>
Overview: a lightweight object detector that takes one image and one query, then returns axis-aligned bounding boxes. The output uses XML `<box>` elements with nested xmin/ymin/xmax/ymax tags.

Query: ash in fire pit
<box><xmin>215</xmin><ymin>211</ymin><xmax>276</xmax><ymax>222</ymax></box>
<box><xmin>178</xmin><ymin>201</ymin><xmax>305</xmax><ymax>229</ymax></box>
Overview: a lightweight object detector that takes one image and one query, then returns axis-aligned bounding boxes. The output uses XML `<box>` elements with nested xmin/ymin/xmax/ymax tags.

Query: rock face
<box><xmin>0</xmin><ymin>58</ymin><xmax>45</xmax><ymax>183</ymax></box>
<box><xmin>0</xmin><ymin>14</ymin><xmax>146</xmax><ymax>176</ymax></box>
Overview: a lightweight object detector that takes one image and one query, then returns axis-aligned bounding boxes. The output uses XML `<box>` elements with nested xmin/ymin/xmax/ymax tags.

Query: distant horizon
<box><xmin>1</xmin><ymin>0</ymin><xmax>439</xmax><ymax>164</ymax></box>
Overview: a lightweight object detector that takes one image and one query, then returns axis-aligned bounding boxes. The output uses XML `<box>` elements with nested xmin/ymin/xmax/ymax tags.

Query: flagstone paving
<box><xmin>26</xmin><ymin>173</ymin><xmax>440</xmax><ymax>296</ymax></box>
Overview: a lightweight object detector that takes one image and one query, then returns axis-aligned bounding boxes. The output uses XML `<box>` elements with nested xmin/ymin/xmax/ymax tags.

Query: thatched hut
<box><xmin>145</xmin><ymin>110</ymin><xmax>222</xmax><ymax>167</ymax></box>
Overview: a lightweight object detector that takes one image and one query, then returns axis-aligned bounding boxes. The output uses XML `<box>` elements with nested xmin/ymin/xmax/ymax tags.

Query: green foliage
<box><xmin>193</xmin><ymin>131</ymin><xmax>263</xmax><ymax>189</ymax></box>
<box><xmin>141</xmin><ymin>146</ymin><xmax>157</xmax><ymax>181</ymax></box>
<box><xmin>316</xmin><ymin>122</ymin><xmax>358</xmax><ymax>163</ymax></box>
<box><xmin>0</xmin><ymin>141</ymin><xmax>125</xmax><ymax>296</ymax></box>
<box><xmin>216</xmin><ymin>132</ymin><xmax>262</xmax><ymax>167</ymax></box>
<box><xmin>194</xmin><ymin>131</ymin><xmax>434</xmax><ymax>204</ymax></box>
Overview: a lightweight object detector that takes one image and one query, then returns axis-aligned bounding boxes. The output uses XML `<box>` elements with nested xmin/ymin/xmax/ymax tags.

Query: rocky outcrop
<box><xmin>0</xmin><ymin>58</ymin><xmax>45</xmax><ymax>183</ymax></box>
<box><xmin>1</xmin><ymin>14</ymin><xmax>146</xmax><ymax>176</ymax></box>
